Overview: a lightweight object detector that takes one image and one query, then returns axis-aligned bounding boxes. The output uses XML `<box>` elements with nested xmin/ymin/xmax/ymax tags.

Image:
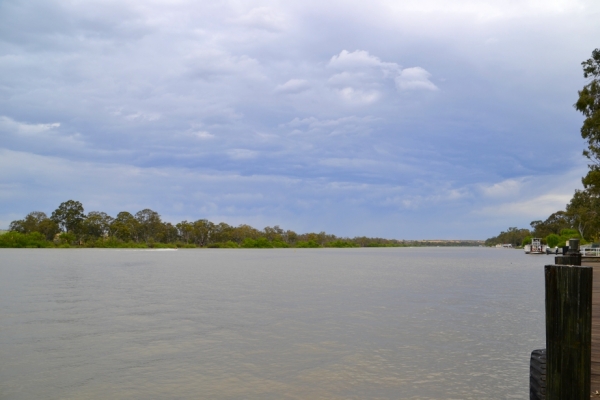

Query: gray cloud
<box><xmin>1</xmin><ymin>0</ymin><xmax>598</xmax><ymax>237</ymax></box>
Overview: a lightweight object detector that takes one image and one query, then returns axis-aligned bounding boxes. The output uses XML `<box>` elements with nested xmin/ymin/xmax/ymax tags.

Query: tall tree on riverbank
<box><xmin>51</xmin><ymin>200</ymin><xmax>86</xmax><ymax>234</ymax></box>
<box><xmin>578</xmin><ymin>49</ymin><xmax>600</xmax><ymax>192</ymax></box>
<box><xmin>487</xmin><ymin>49</ymin><xmax>600</xmax><ymax>244</ymax></box>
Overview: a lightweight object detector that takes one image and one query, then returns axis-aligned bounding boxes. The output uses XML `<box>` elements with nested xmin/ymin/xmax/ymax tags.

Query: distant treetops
<box><xmin>487</xmin><ymin>48</ymin><xmax>600</xmax><ymax>247</ymax></box>
<box><xmin>3</xmin><ymin>200</ymin><xmax>407</xmax><ymax>249</ymax></box>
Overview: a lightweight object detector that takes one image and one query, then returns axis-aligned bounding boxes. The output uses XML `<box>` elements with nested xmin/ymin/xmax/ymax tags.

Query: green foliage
<box><xmin>241</xmin><ymin>237</ymin><xmax>273</xmax><ymax>248</ymax></box>
<box><xmin>135</xmin><ymin>209</ymin><xmax>164</xmax><ymax>243</ymax></box>
<box><xmin>0</xmin><ymin>232</ymin><xmax>51</xmax><ymax>248</ymax></box>
<box><xmin>148</xmin><ymin>242</ymin><xmax>177</xmax><ymax>249</ymax></box>
<box><xmin>485</xmin><ymin>227</ymin><xmax>531</xmax><ymax>247</ymax></box>
<box><xmin>530</xmin><ymin>212</ymin><xmax>570</xmax><ymax>238</ymax></box>
<box><xmin>326</xmin><ymin>240</ymin><xmax>359</xmax><ymax>248</ymax></box>
<box><xmin>296</xmin><ymin>240</ymin><xmax>320</xmax><ymax>248</ymax></box>
<box><xmin>6</xmin><ymin>200</ymin><xmax>479</xmax><ymax>249</ymax></box>
<box><xmin>57</xmin><ymin>232</ymin><xmax>77</xmax><ymax>245</ymax></box>
<box><xmin>522</xmin><ymin>236</ymin><xmax>532</xmax><ymax>245</ymax></box>
<box><xmin>560</xmin><ymin>228</ymin><xmax>580</xmax><ymax>237</ymax></box>
<box><xmin>577</xmin><ymin>49</ymin><xmax>600</xmax><ymax>192</ymax></box>
<box><xmin>51</xmin><ymin>200</ymin><xmax>85</xmax><ymax>233</ymax></box>
<box><xmin>111</xmin><ymin>211</ymin><xmax>139</xmax><ymax>242</ymax></box>
<box><xmin>546</xmin><ymin>234</ymin><xmax>560</xmax><ymax>248</ymax></box>
<box><xmin>176</xmin><ymin>243</ymin><xmax>198</xmax><ymax>249</ymax></box>
<box><xmin>208</xmin><ymin>241</ymin><xmax>239</xmax><ymax>248</ymax></box>
<box><xmin>10</xmin><ymin>211</ymin><xmax>60</xmax><ymax>240</ymax></box>
<box><xmin>82</xmin><ymin>211</ymin><xmax>113</xmax><ymax>240</ymax></box>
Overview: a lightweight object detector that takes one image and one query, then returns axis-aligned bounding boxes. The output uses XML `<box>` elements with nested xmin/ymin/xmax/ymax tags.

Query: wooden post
<box><xmin>545</xmin><ymin>264</ymin><xmax>592</xmax><ymax>399</ymax></box>
<box><xmin>555</xmin><ymin>238</ymin><xmax>582</xmax><ymax>266</ymax></box>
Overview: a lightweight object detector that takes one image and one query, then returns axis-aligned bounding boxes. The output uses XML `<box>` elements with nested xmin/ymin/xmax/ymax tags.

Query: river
<box><xmin>0</xmin><ymin>247</ymin><xmax>547</xmax><ymax>399</ymax></box>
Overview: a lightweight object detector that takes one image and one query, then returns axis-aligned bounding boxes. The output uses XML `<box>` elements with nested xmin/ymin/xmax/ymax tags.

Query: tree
<box><xmin>231</xmin><ymin>224</ymin><xmax>260</xmax><ymax>244</ymax></box>
<box><xmin>565</xmin><ymin>189</ymin><xmax>600</xmax><ymax>240</ymax></box>
<box><xmin>176</xmin><ymin>221</ymin><xmax>194</xmax><ymax>244</ymax></box>
<box><xmin>135</xmin><ymin>209</ymin><xmax>163</xmax><ymax>243</ymax></box>
<box><xmin>51</xmin><ymin>200</ymin><xmax>86</xmax><ymax>233</ymax></box>
<box><xmin>577</xmin><ymin>49</ymin><xmax>600</xmax><ymax>192</ymax></box>
<box><xmin>485</xmin><ymin>227</ymin><xmax>532</xmax><ymax>247</ymax></box>
<box><xmin>82</xmin><ymin>212</ymin><xmax>114</xmax><ymax>240</ymax></box>
<box><xmin>263</xmin><ymin>225</ymin><xmax>284</xmax><ymax>242</ymax></box>
<box><xmin>38</xmin><ymin>219</ymin><xmax>61</xmax><ymax>240</ymax></box>
<box><xmin>110</xmin><ymin>211</ymin><xmax>140</xmax><ymax>242</ymax></box>
<box><xmin>546</xmin><ymin>234</ymin><xmax>561</xmax><ymax>248</ymax></box>
<box><xmin>530</xmin><ymin>212</ymin><xmax>570</xmax><ymax>238</ymax></box>
<box><xmin>163</xmin><ymin>222</ymin><xmax>179</xmax><ymax>243</ymax></box>
<box><xmin>192</xmin><ymin>219</ymin><xmax>214</xmax><ymax>246</ymax></box>
<box><xmin>9</xmin><ymin>211</ymin><xmax>60</xmax><ymax>240</ymax></box>
<box><xmin>211</xmin><ymin>222</ymin><xmax>233</xmax><ymax>244</ymax></box>
<box><xmin>10</xmin><ymin>211</ymin><xmax>49</xmax><ymax>233</ymax></box>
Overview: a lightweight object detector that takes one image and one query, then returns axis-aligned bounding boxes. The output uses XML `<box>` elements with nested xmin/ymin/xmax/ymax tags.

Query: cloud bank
<box><xmin>0</xmin><ymin>0</ymin><xmax>598</xmax><ymax>238</ymax></box>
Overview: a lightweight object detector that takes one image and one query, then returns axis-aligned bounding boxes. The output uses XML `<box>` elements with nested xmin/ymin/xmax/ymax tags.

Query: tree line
<box><xmin>486</xmin><ymin>49</ymin><xmax>600</xmax><ymax>248</ymax></box>
<box><xmin>2</xmin><ymin>200</ymin><xmax>410</xmax><ymax>248</ymax></box>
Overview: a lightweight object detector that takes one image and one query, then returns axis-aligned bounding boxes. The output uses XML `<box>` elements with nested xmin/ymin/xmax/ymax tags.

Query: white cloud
<box><xmin>337</xmin><ymin>87</ymin><xmax>380</xmax><ymax>104</ymax></box>
<box><xmin>326</xmin><ymin>50</ymin><xmax>437</xmax><ymax>101</ymax></box>
<box><xmin>381</xmin><ymin>0</ymin><xmax>586</xmax><ymax>21</ymax></box>
<box><xmin>0</xmin><ymin>0</ymin><xmax>598</xmax><ymax>239</ymax></box>
<box><xmin>477</xmin><ymin>193</ymin><xmax>572</xmax><ymax>218</ymax></box>
<box><xmin>0</xmin><ymin>116</ymin><xmax>60</xmax><ymax>135</ymax></box>
<box><xmin>395</xmin><ymin>67</ymin><xmax>438</xmax><ymax>91</ymax></box>
<box><xmin>232</xmin><ymin>7</ymin><xmax>287</xmax><ymax>32</ymax></box>
<box><xmin>275</xmin><ymin>79</ymin><xmax>310</xmax><ymax>94</ymax></box>
<box><xmin>328</xmin><ymin>50</ymin><xmax>400</xmax><ymax>73</ymax></box>
<box><xmin>480</xmin><ymin>178</ymin><xmax>523</xmax><ymax>197</ymax></box>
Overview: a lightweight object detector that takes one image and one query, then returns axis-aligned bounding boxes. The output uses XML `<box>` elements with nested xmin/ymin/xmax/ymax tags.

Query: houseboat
<box><xmin>524</xmin><ymin>238</ymin><xmax>546</xmax><ymax>254</ymax></box>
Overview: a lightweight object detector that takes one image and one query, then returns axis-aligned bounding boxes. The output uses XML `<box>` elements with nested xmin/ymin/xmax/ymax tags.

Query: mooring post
<box><xmin>544</xmin><ymin>258</ymin><xmax>592</xmax><ymax>399</ymax></box>
<box><xmin>554</xmin><ymin>238</ymin><xmax>582</xmax><ymax>266</ymax></box>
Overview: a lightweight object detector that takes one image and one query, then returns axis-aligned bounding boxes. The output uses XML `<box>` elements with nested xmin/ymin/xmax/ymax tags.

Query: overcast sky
<box><xmin>1</xmin><ymin>0</ymin><xmax>599</xmax><ymax>239</ymax></box>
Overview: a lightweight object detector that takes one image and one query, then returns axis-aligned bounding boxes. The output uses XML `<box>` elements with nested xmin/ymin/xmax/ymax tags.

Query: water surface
<box><xmin>0</xmin><ymin>248</ymin><xmax>548</xmax><ymax>399</ymax></box>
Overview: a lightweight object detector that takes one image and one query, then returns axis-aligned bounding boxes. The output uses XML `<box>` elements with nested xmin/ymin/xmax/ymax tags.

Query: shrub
<box><xmin>209</xmin><ymin>241</ymin><xmax>239</xmax><ymax>248</ymax></box>
<box><xmin>326</xmin><ymin>240</ymin><xmax>358</xmax><ymax>248</ymax></box>
<box><xmin>0</xmin><ymin>232</ymin><xmax>51</xmax><ymax>248</ymax></box>
<box><xmin>241</xmin><ymin>237</ymin><xmax>273</xmax><ymax>248</ymax></box>
<box><xmin>546</xmin><ymin>234</ymin><xmax>560</xmax><ymax>248</ymax></box>
<box><xmin>296</xmin><ymin>240</ymin><xmax>320</xmax><ymax>248</ymax></box>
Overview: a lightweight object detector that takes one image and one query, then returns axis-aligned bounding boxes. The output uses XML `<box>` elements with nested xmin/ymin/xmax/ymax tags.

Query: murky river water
<box><xmin>0</xmin><ymin>248</ymin><xmax>548</xmax><ymax>399</ymax></box>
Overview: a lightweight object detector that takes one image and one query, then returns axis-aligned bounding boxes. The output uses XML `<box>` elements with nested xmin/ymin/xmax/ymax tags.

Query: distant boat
<box><xmin>524</xmin><ymin>238</ymin><xmax>546</xmax><ymax>254</ymax></box>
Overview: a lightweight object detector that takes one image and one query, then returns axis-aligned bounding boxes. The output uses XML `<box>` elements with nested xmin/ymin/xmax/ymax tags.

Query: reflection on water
<box><xmin>0</xmin><ymin>248</ymin><xmax>546</xmax><ymax>399</ymax></box>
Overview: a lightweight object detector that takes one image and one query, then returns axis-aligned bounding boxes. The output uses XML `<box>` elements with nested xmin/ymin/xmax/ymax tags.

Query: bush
<box><xmin>57</xmin><ymin>232</ymin><xmax>77</xmax><ymax>245</ymax></box>
<box><xmin>296</xmin><ymin>240</ymin><xmax>320</xmax><ymax>248</ymax></box>
<box><xmin>176</xmin><ymin>243</ymin><xmax>198</xmax><ymax>248</ymax></box>
<box><xmin>326</xmin><ymin>240</ymin><xmax>358</xmax><ymax>248</ymax></box>
<box><xmin>0</xmin><ymin>231</ymin><xmax>51</xmax><ymax>248</ymax></box>
<box><xmin>208</xmin><ymin>241</ymin><xmax>239</xmax><ymax>248</ymax></box>
<box><xmin>546</xmin><ymin>234</ymin><xmax>560</xmax><ymax>248</ymax></box>
<box><xmin>556</xmin><ymin>229</ymin><xmax>584</xmax><ymax>247</ymax></box>
<box><xmin>148</xmin><ymin>242</ymin><xmax>177</xmax><ymax>249</ymax></box>
<box><xmin>241</xmin><ymin>237</ymin><xmax>273</xmax><ymax>248</ymax></box>
<box><xmin>92</xmin><ymin>237</ymin><xmax>147</xmax><ymax>248</ymax></box>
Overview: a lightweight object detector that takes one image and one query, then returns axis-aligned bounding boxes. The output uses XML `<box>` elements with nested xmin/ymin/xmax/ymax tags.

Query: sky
<box><xmin>1</xmin><ymin>0</ymin><xmax>599</xmax><ymax>239</ymax></box>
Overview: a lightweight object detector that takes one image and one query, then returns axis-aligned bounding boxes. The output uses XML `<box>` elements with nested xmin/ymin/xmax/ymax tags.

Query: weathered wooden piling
<box><xmin>544</xmin><ymin>263</ymin><xmax>592</xmax><ymax>399</ymax></box>
<box><xmin>555</xmin><ymin>238</ymin><xmax>582</xmax><ymax>266</ymax></box>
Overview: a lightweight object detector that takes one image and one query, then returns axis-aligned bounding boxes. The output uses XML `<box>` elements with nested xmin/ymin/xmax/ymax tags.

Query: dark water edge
<box><xmin>0</xmin><ymin>248</ymin><xmax>547</xmax><ymax>399</ymax></box>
